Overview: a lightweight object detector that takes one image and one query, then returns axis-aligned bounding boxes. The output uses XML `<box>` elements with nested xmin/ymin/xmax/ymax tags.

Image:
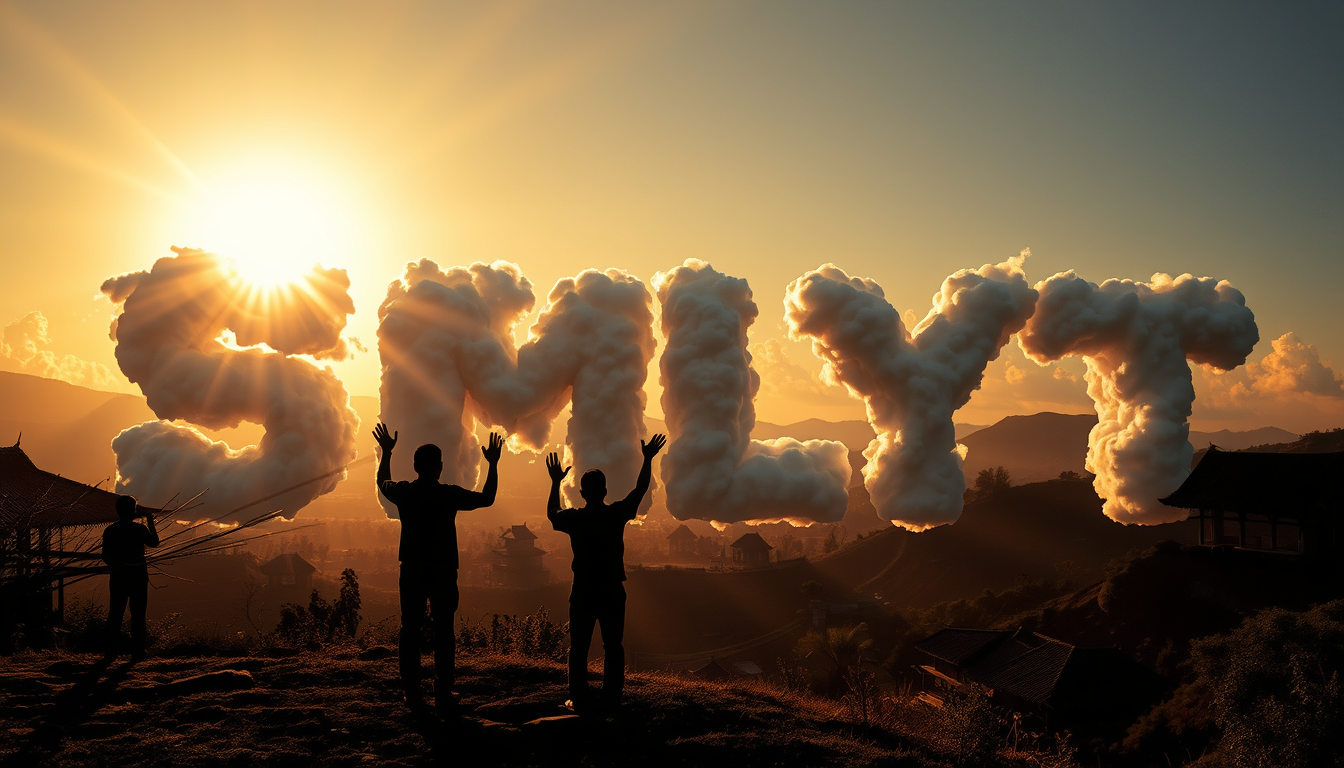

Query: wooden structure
<box><xmin>260</xmin><ymin>553</ymin><xmax>316</xmax><ymax>599</ymax></box>
<box><xmin>1160</xmin><ymin>448</ymin><xmax>1344</xmax><ymax>559</ymax></box>
<box><xmin>491</xmin><ymin>523</ymin><xmax>549</xmax><ymax>589</ymax></box>
<box><xmin>729</xmin><ymin>532</ymin><xmax>773</xmax><ymax>569</ymax></box>
<box><xmin>667</xmin><ymin>524</ymin><xmax>698</xmax><ymax>556</ymax></box>
<box><xmin>912</xmin><ymin>627</ymin><xmax>1162</xmax><ymax>733</ymax></box>
<box><xmin>0</xmin><ymin>437</ymin><xmax>161</xmax><ymax>633</ymax></box>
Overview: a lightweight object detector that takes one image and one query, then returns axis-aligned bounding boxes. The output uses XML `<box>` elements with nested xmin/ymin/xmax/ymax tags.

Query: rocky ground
<box><xmin>0</xmin><ymin>649</ymin><xmax>933</xmax><ymax>767</ymax></box>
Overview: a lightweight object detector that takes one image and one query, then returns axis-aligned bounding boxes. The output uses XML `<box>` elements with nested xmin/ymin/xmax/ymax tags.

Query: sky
<box><xmin>1</xmin><ymin>1</ymin><xmax>1341</xmax><ymax>434</ymax></box>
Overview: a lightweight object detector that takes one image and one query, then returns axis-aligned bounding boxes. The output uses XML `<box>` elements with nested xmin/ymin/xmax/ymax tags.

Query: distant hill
<box><xmin>1191</xmin><ymin>427</ymin><xmax>1344</xmax><ymax>467</ymax></box>
<box><xmin>959</xmin><ymin>411</ymin><xmax>1300</xmax><ymax>484</ymax></box>
<box><xmin>1188</xmin><ymin>426</ymin><xmax>1298</xmax><ymax>450</ymax></box>
<box><xmin>811</xmin><ymin>477</ymin><xmax>1197</xmax><ymax>612</ymax></box>
<box><xmin>0</xmin><ymin>371</ymin><xmax>154</xmax><ymax>484</ymax></box>
<box><xmin>959</xmin><ymin>412</ymin><xmax>1095</xmax><ymax>484</ymax></box>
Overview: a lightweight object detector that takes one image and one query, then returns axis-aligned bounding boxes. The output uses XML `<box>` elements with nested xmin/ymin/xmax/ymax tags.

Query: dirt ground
<box><xmin>0</xmin><ymin>649</ymin><xmax>930</xmax><ymax>768</ymax></box>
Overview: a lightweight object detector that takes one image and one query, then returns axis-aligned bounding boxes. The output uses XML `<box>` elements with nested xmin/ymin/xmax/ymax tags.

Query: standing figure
<box><xmin>547</xmin><ymin>433</ymin><xmax>667</xmax><ymax>715</ymax></box>
<box><xmin>102</xmin><ymin>495</ymin><xmax>159</xmax><ymax>660</ymax></box>
<box><xmin>375</xmin><ymin>422</ymin><xmax>503</xmax><ymax>712</ymax></box>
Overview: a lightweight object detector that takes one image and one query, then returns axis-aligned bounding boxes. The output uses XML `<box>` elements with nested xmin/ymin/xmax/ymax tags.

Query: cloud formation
<box><xmin>784</xmin><ymin>252</ymin><xmax>1037</xmax><ymax>531</ymax></box>
<box><xmin>1019</xmin><ymin>271</ymin><xmax>1258</xmax><ymax>525</ymax></box>
<box><xmin>653</xmin><ymin>260</ymin><xmax>851</xmax><ymax>527</ymax></box>
<box><xmin>1237</xmin><ymin>332</ymin><xmax>1343</xmax><ymax>399</ymax></box>
<box><xmin>377</xmin><ymin>260</ymin><xmax>655</xmax><ymax>513</ymax></box>
<box><xmin>100</xmin><ymin>247</ymin><xmax>360</xmax><ymax>520</ymax></box>
<box><xmin>1</xmin><ymin>310</ymin><xmax>130</xmax><ymax>392</ymax></box>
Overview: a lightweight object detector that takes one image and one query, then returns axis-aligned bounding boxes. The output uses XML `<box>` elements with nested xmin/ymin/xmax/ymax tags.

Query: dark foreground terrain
<box><xmin>0</xmin><ymin>650</ymin><xmax>957</xmax><ymax>768</ymax></box>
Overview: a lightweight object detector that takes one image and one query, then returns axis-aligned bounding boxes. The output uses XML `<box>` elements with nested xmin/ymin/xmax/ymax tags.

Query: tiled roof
<box><xmin>0</xmin><ymin>443</ymin><xmax>159</xmax><ymax>529</ymax></box>
<box><xmin>976</xmin><ymin>637</ymin><xmax>1075</xmax><ymax>705</ymax></box>
<box><xmin>913</xmin><ymin>628</ymin><xmax>1012</xmax><ymax>665</ymax></box>
<box><xmin>1161</xmin><ymin>448</ymin><xmax>1344</xmax><ymax>516</ymax></box>
<box><xmin>915</xmin><ymin>627</ymin><xmax>1079</xmax><ymax>705</ymax></box>
<box><xmin>668</xmin><ymin>524</ymin><xmax>697</xmax><ymax>541</ymax></box>
<box><xmin>730</xmin><ymin>532</ymin><xmax>773</xmax><ymax>551</ymax></box>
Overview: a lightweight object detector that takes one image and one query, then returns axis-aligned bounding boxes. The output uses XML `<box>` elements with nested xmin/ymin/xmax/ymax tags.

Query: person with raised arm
<box><xmin>547</xmin><ymin>433</ymin><xmax>667</xmax><ymax>715</ymax></box>
<box><xmin>375</xmin><ymin>422</ymin><xmax>503</xmax><ymax>713</ymax></box>
<box><xmin>102</xmin><ymin>495</ymin><xmax>159</xmax><ymax>660</ymax></box>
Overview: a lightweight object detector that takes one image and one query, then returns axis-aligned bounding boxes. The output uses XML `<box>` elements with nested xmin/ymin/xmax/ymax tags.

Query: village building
<box><xmin>491</xmin><ymin>523</ymin><xmax>549</xmax><ymax>590</ymax></box>
<box><xmin>729</xmin><ymin>532</ymin><xmax>773</xmax><ymax>569</ymax></box>
<box><xmin>1</xmin><ymin>437</ymin><xmax>158</xmax><ymax>632</ymax></box>
<box><xmin>1161</xmin><ymin>448</ymin><xmax>1344</xmax><ymax>559</ymax></box>
<box><xmin>259</xmin><ymin>553</ymin><xmax>317</xmax><ymax>600</ymax></box>
<box><xmin>912</xmin><ymin>627</ymin><xmax>1163</xmax><ymax>733</ymax></box>
<box><xmin>667</xmin><ymin>524</ymin><xmax>698</xmax><ymax>557</ymax></box>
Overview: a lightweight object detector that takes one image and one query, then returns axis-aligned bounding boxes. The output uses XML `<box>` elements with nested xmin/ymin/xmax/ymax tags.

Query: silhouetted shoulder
<box><xmin>550</xmin><ymin>507</ymin><xmax>578</xmax><ymax>533</ymax></box>
<box><xmin>379</xmin><ymin>480</ymin><xmax>411</xmax><ymax>503</ymax></box>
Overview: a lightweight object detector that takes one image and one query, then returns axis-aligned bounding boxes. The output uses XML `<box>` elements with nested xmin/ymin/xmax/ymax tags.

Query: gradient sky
<box><xmin>2</xmin><ymin>2</ymin><xmax>1340</xmax><ymax>433</ymax></box>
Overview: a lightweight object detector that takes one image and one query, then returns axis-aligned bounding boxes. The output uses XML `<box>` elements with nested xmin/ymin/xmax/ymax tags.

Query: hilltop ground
<box><xmin>0</xmin><ymin>649</ymin><xmax>966</xmax><ymax>768</ymax></box>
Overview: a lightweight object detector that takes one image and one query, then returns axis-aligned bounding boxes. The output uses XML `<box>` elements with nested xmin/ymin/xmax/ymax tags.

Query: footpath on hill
<box><xmin>0</xmin><ymin>650</ymin><xmax>936</xmax><ymax>768</ymax></box>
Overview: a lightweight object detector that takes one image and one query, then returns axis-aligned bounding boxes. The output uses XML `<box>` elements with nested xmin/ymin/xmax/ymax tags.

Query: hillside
<box><xmin>813</xmin><ymin>478</ymin><xmax>1198</xmax><ymax>611</ymax></box>
<box><xmin>0</xmin><ymin>650</ymin><xmax>938</xmax><ymax>768</ymax></box>
<box><xmin>959</xmin><ymin>411</ymin><xmax>1300</xmax><ymax>484</ymax></box>
<box><xmin>1023</xmin><ymin>542</ymin><xmax>1344</xmax><ymax>672</ymax></box>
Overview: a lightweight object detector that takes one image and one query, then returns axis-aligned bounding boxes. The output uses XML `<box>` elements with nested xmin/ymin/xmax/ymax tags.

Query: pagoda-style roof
<box><xmin>501</xmin><ymin>524</ymin><xmax>538</xmax><ymax>541</ymax></box>
<box><xmin>260</xmin><ymin>553</ymin><xmax>317</xmax><ymax>578</ymax></box>
<box><xmin>1160</xmin><ymin>448</ymin><xmax>1344</xmax><ymax>516</ymax></box>
<box><xmin>729</xmin><ymin>532</ymin><xmax>773</xmax><ymax>552</ymax></box>
<box><xmin>0</xmin><ymin>439</ymin><xmax>160</xmax><ymax>529</ymax></box>
<box><xmin>667</xmin><ymin>524</ymin><xmax>697</xmax><ymax>542</ymax></box>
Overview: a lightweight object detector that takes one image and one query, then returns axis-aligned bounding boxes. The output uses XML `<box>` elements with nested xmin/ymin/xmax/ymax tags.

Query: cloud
<box><xmin>784</xmin><ymin>251</ymin><xmax>1037</xmax><ymax>531</ymax></box>
<box><xmin>100</xmin><ymin>247</ymin><xmax>361</xmax><ymax>521</ymax></box>
<box><xmin>376</xmin><ymin>259</ymin><xmax>656</xmax><ymax>513</ymax></box>
<box><xmin>653</xmin><ymin>260</ymin><xmax>851</xmax><ymax>527</ymax></box>
<box><xmin>1019</xmin><ymin>271</ymin><xmax>1258</xmax><ymax>525</ymax></box>
<box><xmin>1</xmin><ymin>310</ymin><xmax>130</xmax><ymax>392</ymax></box>
<box><xmin>1238</xmin><ymin>332</ymin><xmax>1343</xmax><ymax>399</ymax></box>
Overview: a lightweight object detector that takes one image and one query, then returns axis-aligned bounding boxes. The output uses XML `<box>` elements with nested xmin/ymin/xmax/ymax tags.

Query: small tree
<box><xmin>937</xmin><ymin>682</ymin><xmax>1007</xmax><ymax>766</ymax></box>
<box><xmin>796</xmin><ymin>622</ymin><xmax>873</xmax><ymax>697</ymax></box>
<box><xmin>972</xmin><ymin>466</ymin><xmax>1012</xmax><ymax>500</ymax></box>
<box><xmin>275</xmin><ymin>568</ymin><xmax>363</xmax><ymax>646</ymax></box>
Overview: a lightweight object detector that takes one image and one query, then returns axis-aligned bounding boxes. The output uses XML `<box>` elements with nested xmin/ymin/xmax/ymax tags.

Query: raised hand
<box><xmin>642</xmin><ymin>433</ymin><xmax>668</xmax><ymax>459</ymax></box>
<box><xmin>373</xmin><ymin>423</ymin><xmax>398</xmax><ymax>453</ymax></box>
<box><xmin>546</xmin><ymin>452</ymin><xmax>571</xmax><ymax>483</ymax></box>
<box><xmin>482</xmin><ymin>432</ymin><xmax>504</xmax><ymax>464</ymax></box>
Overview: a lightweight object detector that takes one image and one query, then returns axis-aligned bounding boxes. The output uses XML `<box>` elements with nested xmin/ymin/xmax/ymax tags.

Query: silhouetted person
<box><xmin>547</xmin><ymin>434</ymin><xmax>667</xmax><ymax>715</ymax></box>
<box><xmin>375</xmin><ymin>422</ymin><xmax>502</xmax><ymax>712</ymax></box>
<box><xmin>102</xmin><ymin>495</ymin><xmax>159</xmax><ymax>660</ymax></box>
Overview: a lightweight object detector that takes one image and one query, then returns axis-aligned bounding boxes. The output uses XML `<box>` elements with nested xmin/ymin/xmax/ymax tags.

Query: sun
<box><xmin>182</xmin><ymin>163</ymin><xmax>361</xmax><ymax>288</ymax></box>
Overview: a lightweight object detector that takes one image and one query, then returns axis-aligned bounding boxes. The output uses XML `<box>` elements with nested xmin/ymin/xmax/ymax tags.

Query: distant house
<box><xmin>1</xmin><ymin>437</ymin><xmax>163</xmax><ymax>626</ymax></box>
<box><xmin>260</xmin><ymin>553</ymin><xmax>316</xmax><ymax>597</ymax></box>
<box><xmin>491</xmin><ymin>523</ymin><xmax>549</xmax><ymax>590</ymax></box>
<box><xmin>729</xmin><ymin>532</ymin><xmax>773</xmax><ymax>568</ymax></box>
<box><xmin>1161</xmin><ymin>448</ymin><xmax>1344</xmax><ymax>559</ymax></box>
<box><xmin>668</xmin><ymin>524</ymin><xmax>698</xmax><ymax>556</ymax></box>
<box><xmin>913</xmin><ymin>627</ymin><xmax>1163</xmax><ymax>733</ymax></box>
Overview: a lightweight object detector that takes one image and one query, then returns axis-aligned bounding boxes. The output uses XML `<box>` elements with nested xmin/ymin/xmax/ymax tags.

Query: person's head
<box><xmin>115</xmin><ymin>495</ymin><xmax>138</xmax><ymax>521</ymax></box>
<box><xmin>413</xmin><ymin>444</ymin><xmax>443</xmax><ymax>480</ymax></box>
<box><xmin>579</xmin><ymin>469</ymin><xmax>607</xmax><ymax>505</ymax></box>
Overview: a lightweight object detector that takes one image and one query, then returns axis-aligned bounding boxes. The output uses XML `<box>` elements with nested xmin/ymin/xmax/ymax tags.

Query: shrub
<box><xmin>274</xmin><ymin>568</ymin><xmax>363</xmax><ymax>647</ymax></box>
<box><xmin>456</xmin><ymin>609</ymin><xmax>567</xmax><ymax>661</ymax></box>
<box><xmin>1193</xmin><ymin>600</ymin><xmax>1344</xmax><ymax>768</ymax></box>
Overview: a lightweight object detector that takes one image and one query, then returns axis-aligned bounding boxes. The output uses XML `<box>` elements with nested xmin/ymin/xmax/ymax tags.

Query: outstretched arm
<box><xmin>458</xmin><ymin>433</ymin><xmax>504</xmax><ymax>511</ymax></box>
<box><xmin>545</xmin><ymin>452</ymin><xmax>571</xmax><ymax>528</ymax></box>
<box><xmin>622</xmin><ymin>434</ymin><xmax>667</xmax><ymax>509</ymax></box>
<box><xmin>373</xmin><ymin>423</ymin><xmax>398</xmax><ymax>492</ymax></box>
